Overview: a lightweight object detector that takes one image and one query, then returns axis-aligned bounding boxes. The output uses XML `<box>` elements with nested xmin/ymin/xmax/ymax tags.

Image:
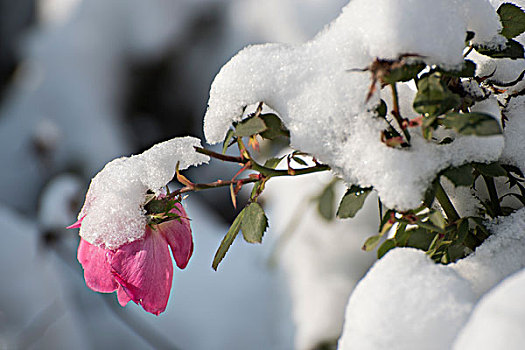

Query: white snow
<box><xmin>500</xmin><ymin>95</ymin><xmax>525</xmax><ymax>172</ymax></box>
<box><xmin>338</xmin><ymin>248</ymin><xmax>476</xmax><ymax>350</ymax></box>
<box><xmin>338</xmin><ymin>208</ymin><xmax>525</xmax><ymax>349</ymax></box>
<box><xmin>204</xmin><ymin>0</ymin><xmax>505</xmax><ymax>210</ymax></box>
<box><xmin>453</xmin><ymin>268</ymin><xmax>525</xmax><ymax>350</ymax></box>
<box><xmin>78</xmin><ymin>137</ymin><xmax>209</xmax><ymax>249</ymax></box>
<box><xmin>264</xmin><ymin>172</ymin><xmax>377</xmax><ymax>350</ymax></box>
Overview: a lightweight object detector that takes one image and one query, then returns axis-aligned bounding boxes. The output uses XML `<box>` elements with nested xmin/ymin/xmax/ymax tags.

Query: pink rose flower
<box><xmin>68</xmin><ymin>202</ymin><xmax>193</xmax><ymax>315</ymax></box>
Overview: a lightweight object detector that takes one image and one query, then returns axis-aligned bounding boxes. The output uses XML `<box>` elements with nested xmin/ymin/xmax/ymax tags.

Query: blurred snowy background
<box><xmin>0</xmin><ymin>1</ymin><xmax>378</xmax><ymax>349</ymax></box>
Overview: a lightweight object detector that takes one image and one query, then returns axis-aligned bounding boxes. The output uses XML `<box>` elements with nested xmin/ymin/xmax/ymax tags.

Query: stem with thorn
<box><xmin>390</xmin><ymin>83</ymin><xmax>411</xmax><ymax>144</ymax></box>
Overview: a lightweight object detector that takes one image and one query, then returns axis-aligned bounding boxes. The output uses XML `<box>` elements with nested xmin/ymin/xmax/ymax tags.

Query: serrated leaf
<box><xmin>441</xmin><ymin>112</ymin><xmax>502</xmax><ymax>136</ymax></box>
<box><xmin>234</xmin><ymin>116</ymin><xmax>267</xmax><ymax>137</ymax></box>
<box><xmin>498</xmin><ymin>3</ymin><xmax>525</xmax><ymax>39</ymax></box>
<box><xmin>439</xmin><ymin>60</ymin><xmax>476</xmax><ymax>78</ymax></box>
<box><xmin>428</xmin><ymin>210</ymin><xmax>446</xmax><ymax>230</ymax></box>
<box><xmin>222</xmin><ymin>129</ymin><xmax>235</xmax><ymax>154</ymax></box>
<box><xmin>382</xmin><ymin>63</ymin><xmax>425</xmax><ymax>84</ymax></box>
<box><xmin>377</xmin><ymin>239</ymin><xmax>396</xmax><ymax>258</ymax></box>
<box><xmin>475</xmin><ymin>39</ymin><xmax>524</xmax><ymax>59</ymax></box>
<box><xmin>442</xmin><ymin>164</ymin><xmax>475</xmax><ymax>187</ymax></box>
<box><xmin>473</xmin><ymin>162</ymin><xmax>507</xmax><ymax>177</ymax></box>
<box><xmin>317</xmin><ymin>181</ymin><xmax>336</xmax><ymax>220</ymax></box>
<box><xmin>362</xmin><ymin>235</ymin><xmax>382</xmax><ymax>251</ymax></box>
<box><xmin>241</xmin><ymin>202</ymin><xmax>268</xmax><ymax>243</ymax></box>
<box><xmin>260</xmin><ymin>113</ymin><xmax>289</xmax><ymax>139</ymax></box>
<box><xmin>212</xmin><ymin>210</ymin><xmax>245</xmax><ymax>270</ymax></box>
<box><xmin>413</xmin><ymin>73</ymin><xmax>461</xmax><ymax>116</ymax></box>
<box><xmin>337</xmin><ymin>185</ymin><xmax>372</xmax><ymax>219</ymax></box>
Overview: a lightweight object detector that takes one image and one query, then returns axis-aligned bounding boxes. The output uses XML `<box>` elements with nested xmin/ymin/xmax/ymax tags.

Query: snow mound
<box><xmin>338</xmin><ymin>208</ymin><xmax>525</xmax><ymax>349</ymax></box>
<box><xmin>78</xmin><ymin>137</ymin><xmax>209</xmax><ymax>249</ymax></box>
<box><xmin>204</xmin><ymin>0</ymin><xmax>504</xmax><ymax>210</ymax></box>
<box><xmin>453</xmin><ymin>268</ymin><xmax>525</xmax><ymax>350</ymax></box>
<box><xmin>338</xmin><ymin>248</ymin><xmax>476</xmax><ymax>350</ymax></box>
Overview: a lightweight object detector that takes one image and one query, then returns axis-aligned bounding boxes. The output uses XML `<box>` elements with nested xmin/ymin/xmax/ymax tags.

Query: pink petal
<box><xmin>108</xmin><ymin>228</ymin><xmax>173</xmax><ymax>316</ymax></box>
<box><xmin>67</xmin><ymin>216</ymin><xmax>85</xmax><ymax>229</ymax></box>
<box><xmin>77</xmin><ymin>238</ymin><xmax>118</xmax><ymax>293</ymax></box>
<box><xmin>117</xmin><ymin>286</ymin><xmax>131</xmax><ymax>307</ymax></box>
<box><xmin>159</xmin><ymin>203</ymin><xmax>193</xmax><ymax>269</ymax></box>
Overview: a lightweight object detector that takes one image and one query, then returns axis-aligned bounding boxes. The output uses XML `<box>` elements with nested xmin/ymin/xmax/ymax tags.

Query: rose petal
<box><xmin>108</xmin><ymin>228</ymin><xmax>173</xmax><ymax>315</ymax></box>
<box><xmin>117</xmin><ymin>286</ymin><xmax>132</xmax><ymax>306</ymax></box>
<box><xmin>77</xmin><ymin>238</ymin><xmax>118</xmax><ymax>293</ymax></box>
<box><xmin>159</xmin><ymin>203</ymin><xmax>193</xmax><ymax>269</ymax></box>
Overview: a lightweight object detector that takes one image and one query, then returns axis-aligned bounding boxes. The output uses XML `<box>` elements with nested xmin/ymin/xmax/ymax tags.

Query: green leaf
<box><xmin>376</xmin><ymin>99</ymin><xmax>387</xmax><ymax>118</ymax></box>
<box><xmin>260</xmin><ymin>114</ymin><xmax>289</xmax><ymax>139</ymax></box>
<box><xmin>292</xmin><ymin>156</ymin><xmax>308</xmax><ymax>166</ymax></box>
<box><xmin>317</xmin><ymin>181</ymin><xmax>336</xmax><ymax>220</ymax></box>
<box><xmin>222</xmin><ymin>129</ymin><xmax>235</xmax><ymax>154</ymax></box>
<box><xmin>337</xmin><ymin>185</ymin><xmax>373</xmax><ymax>219</ymax></box>
<box><xmin>447</xmin><ymin>243</ymin><xmax>467</xmax><ymax>262</ymax></box>
<box><xmin>394</xmin><ymin>223</ymin><xmax>410</xmax><ymax>246</ymax></box>
<box><xmin>241</xmin><ymin>202</ymin><xmax>268</xmax><ymax>244</ymax></box>
<box><xmin>234</xmin><ymin>116</ymin><xmax>267</xmax><ymax>137</ymax></box>
<box><xmin>212</xmin><ymin>209</ymin><xmax>246</xmax><ymax>270</ymax></box>
<box><xmin>441</xmin><ymin>112</ymin><xmax>502</xmax><ymax>136</ymax></box>
<box><xmin>423</xmin><ymin>179</ymin><xmax>438</xmax><ymax>207</ymax></box>
<box><xmin>474</xmin><ymin>39</ymin><xmax>524</xmax><ymax>59</ymax></box>
<box><xmin>377</xmin><ymin>239</ymin><xmax>396</xmax><ymax>259</ymax></box>
<box><xmin>362</xmin><ymin>235</ymin><xmax>382</xmax><ymax>251</ymax></box>
<box><xmin>428</xmin><ymin>210</ymin><xmax>446</xmax><ymax>230</ymax></box>
<box><xmin>442</xmin><ymin>164</ymin><xmax>475</xmax><ymax>187</ymax></box>
<box><xmin>439</xmin><ymin>60</ymin><xmax>476</xmax><ymax>78</ymax></box>
<box><xmin>406</xmin><ymin>228</ymin><xmax>434</xmax><ymax>250</ymax></box>
<box><xmin>413</xmin><ymin>73</ymin><xmax>461</xmax><ymax>116</ymax></box>
<box><xmin>457</xmin><ymin>219</ymin><xmax>469</xmax><ymax>244</ymax></box>
<box><xmin>473</xmin><ymin>162</ymin><xmax>507</xmax><ymax>177</ymax></box>
<box><xmin>382</xmin><ymin>63</ymin><xmax>425</xmax><ymax>84</ymax></box>
<box><xmin>264</xmin><ymin>157</ymin><xmax>283</xmax><ymax>169</ymax></box>
<box><xmin>498</xmin><ymin>3</ymin><xmax>525</xmax><ymax>39</ymax></box>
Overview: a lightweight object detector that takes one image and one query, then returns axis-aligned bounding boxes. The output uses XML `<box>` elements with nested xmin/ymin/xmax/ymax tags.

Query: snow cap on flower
<box><xmin>77</xmin><ymin>136</ymin><xmax>208</xmax><ymax>249</ymax></box>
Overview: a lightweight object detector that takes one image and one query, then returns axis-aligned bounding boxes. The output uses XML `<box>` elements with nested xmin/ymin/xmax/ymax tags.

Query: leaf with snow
<box><xmin>474</xmin><ymin>39</ymin><xmax>524</xmax><ymax>59</ymax></box>
<box><xmin>413</xmin><ymin>73</ymin><xmax>460</xmax><ymax>116</ymax></box>
<box><xmin>441</xmin><ymin>112</ymin><xmax>502</xmax><ymax>136</ymax></box>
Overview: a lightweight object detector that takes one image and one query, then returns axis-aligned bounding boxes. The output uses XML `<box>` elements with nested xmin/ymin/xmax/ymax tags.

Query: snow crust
<box><xmin>338</xmin><ymin>208</ymin><xmax>525</xmax><ymax>349</ymax></box>
<box><xmin>204</xmin><ymin>0</ymin><xmax>505</xmax><ymax>210</ymax></box>
<box><xmin>453</xmin><ymin>268</ymin><xmax>525</xmax><ymax>350</ymax></box>
<box><xmin>78</xmin><ymin>137</ymin><xmax>209</xmax><ymax>249</ymax></box>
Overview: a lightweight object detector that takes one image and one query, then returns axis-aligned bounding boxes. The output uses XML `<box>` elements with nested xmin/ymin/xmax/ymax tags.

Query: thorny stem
<box><xmin>483</xmin><ymin>175</ymin><xmax>503</xmax><ymax>217</ymax></box>
<box><xmin>170</xmin><ymin>146</ymin><xmax>330</xmax><ymax>199</ymax></box>
<box><xmin>194</xmin><ymin>147</ymin><xmax>245</xmax><ymax>164</ymax></box>
<box><xmin>390</xmin><ymin>83</ymin><xmax>411</xmax><ymax>144</ymax></box>
<box><xmin>435</xmin><ymin>180</ymin><xmax>460</xmax><ymax>222</ymax></box>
